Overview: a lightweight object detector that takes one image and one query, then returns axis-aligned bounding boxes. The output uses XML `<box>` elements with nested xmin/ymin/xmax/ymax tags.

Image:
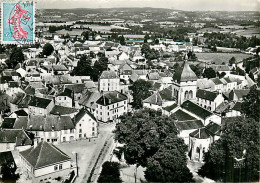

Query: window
<box><xmin>79</xmin><ymin>129</ymin><xmax>82</xmax><ymax>133</ymax></box>
<box><xmin>79</xmin><ymin>124</ymin><xmax>81</xmax><ymax>127</ymax></box>
<box><xmin>100</xmin><ymin>106</ymin><xmax>102</xmax><ymax>109</ymax></box>
<box><xmin>59</xmin><ymin>164</ymin><xmax>63</xmax><ymax>170</ymax></box>
<box><xmin>100</xmin><ymin>112</ymin><xmax>102</xmax><ymax>115</ymax></box>
<box><xmin>108</xmin><ymin>112</ymin><xmax>109</xmax><ymax>116</ymax></box>
<box><xmin>64</xmin><ymin>97</ymin><xmax>66</xmax><ymax>100</ymax></box>
<box><xmin>92</xmin><ymin>127</ymin><xmax>95</xmax><ymax>131</ymax></box>
<box><xmin>54</xmin><ymin>165</ymin><xmax>58</xmax><ymax>171</ymax></box>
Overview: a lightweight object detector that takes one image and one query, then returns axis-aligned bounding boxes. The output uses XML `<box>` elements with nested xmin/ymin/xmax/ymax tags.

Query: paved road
<box><xmin>56</xmin><ymin>122</ymin><xmax>116</xmax><ymax>183</ymax></box>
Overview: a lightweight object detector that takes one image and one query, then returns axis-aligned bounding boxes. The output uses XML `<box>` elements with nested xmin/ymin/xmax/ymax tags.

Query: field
<box><xmin>196</xmin><ymin>52</ymin><xmax>252</xmax><ymax>64</ymax></box>
<box><xmin>85</xmin><ymin>24</ymin><xmax>112</xmax><ymax>33</ymax></box>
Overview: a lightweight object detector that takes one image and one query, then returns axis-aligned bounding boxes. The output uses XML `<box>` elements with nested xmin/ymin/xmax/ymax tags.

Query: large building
<box><xmin>98</xmin><ymin>71</ymin><xmax>120</xmax><ymax>92</ymax></box>
<box><xmin>172</xmin><ymin>62</ymin><xmax>198</xmax><ymax>105</ymax></box>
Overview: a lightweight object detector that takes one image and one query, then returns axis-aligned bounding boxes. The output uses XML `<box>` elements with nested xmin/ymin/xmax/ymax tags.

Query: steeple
<box><xmin>173</xmin><ymin>61</ymin><xmax>197</xmax><ymax>83</ymax></box>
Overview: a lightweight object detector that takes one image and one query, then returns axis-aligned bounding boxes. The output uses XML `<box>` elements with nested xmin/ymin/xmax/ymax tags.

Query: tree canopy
<box><xmin>71</xmin><ymin>55</ymin><xmax>93</xmax><ymax>77</ymax></box>
<box><xmin>145</xmin><ymin>133</ymin><xmax>194</xmax><ymax>182</ymax></box>
<box><xmin>42</xmin><ymin>43</ymin><xmax>54</xmax><ymax>57</ymax></box>
<box><xmin>202</xmin><ymin>67</ymin><xmax>216</xmax><ymax>79</ymax></box>
<box><xmin>198</xmin><ymin>116</ymin><xmax>259</xmax><ymax>182</ymax></box>
<box><xmin>241</xmin><ymin>86</ymin><xmax>260</xmax><ymax>121</ymax></box>
<box><xmin>97</xmin><ymin>161</ymin><xmax>122</xmax><ymax>183</ymax></box>
<box><xmin>229</xmin><ymin>57</ymin><xmax>236</xmax><ymax>65</ymax></box>
<box><xmin>7</xmin><ymin>47</ymin><xmax>25</xmax><ymax>69</ymax></box>
<box><xmin>129</xmin><ymin>79</ymin><xmax>152</xmax><ymax>109</ymax></box>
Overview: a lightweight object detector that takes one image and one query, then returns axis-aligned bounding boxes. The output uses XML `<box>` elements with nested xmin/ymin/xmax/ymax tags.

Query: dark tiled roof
<box><xmin>181</xmin><ymin>100</ymin><xmax>213</xmax><ymax>120</ymax></box>
<box><xmin>57</xmin><ymin>88</ymin><xmax>73</xmax><ymax>98</ymax></box>
<box><xmin>172</xmin><ymin>109</ymin><xmax>196</xmax><ymax>121</ymax></box>
<box><xmin>96</xmin><ymin>91</ymin><xmax>127</xmax><ymax>106</ymax></box>
<box><xmin>27</xmin><ymin>115</ymin><xmax>75</xmax><ymax>131</ymax></box>
<box><xmin>50</xmin><ymin>105</ymin><xmax>78</xmax><ymax>115</ymax></box>
<box><xmin>1</xmin><ymin>118</ymin><xmax>16</xmax><ymax>128</ymax></box>
<box><xmin>189</xmin><ymin>128</ymin><xmax>214</xmax><ymax>139</ymax></box>
<box><xmin>196</xmin><ymin>89</ymin><xmax>218</xmax><ymax>101</ymax></box>
<box><xmin>205</xmin><ymin>122</ymin><xmax>221</xmax><ymax>135</ymax></box>
<box><xmin>28</xmin><ymin>96</ymin><xmax>52</xmax><ymax>109</ymax></box>
<box><xmin>144</xmin><ymin>87</ymin><xmax>174</xmax><ymax>105</ymax></box>
<box><xmin>0</xmin><ymin>129</ymin><xmax>33</xmax><ymax>146</ymax></box>
<box><xmin>20</xmin><ymin>142</ymin><xmax>70</xmax><ymax>169</ymax></box>
<box><xmin>211</xmin><ymin>78</ymin><xmax>223</xmax><ymax>85</ymax></box>
<box><xmin>175</xmin><ymin>120</ymin><xmax>204</xmax><ymax>131</ymax></box>
<box><xmin>73</xmin><ymin>108</ymin><xmax>96</xmax><ymax>124</ymax></box>
<box><xmin>65</xmin><ymin>84</ymin><xmax>85</xmax><ymax>93</ymax></box>
<box><xmin>232</xmin><ymin>101</ymin><xmax>242</xmax><ymax>111</ymax></box>
<box><xmin>14</xmin><ymin>109</ymin><xmax>28</xmax><ymax>116</ymax></box>
<box><xmin>163</xmin><ymin>103</ymin><xmax>178</xmax><ymax>112</ymax></box>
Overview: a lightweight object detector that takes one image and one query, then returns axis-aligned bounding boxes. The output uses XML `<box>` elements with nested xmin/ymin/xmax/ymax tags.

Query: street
<box><xmin>56</xmin><ymin>122</ymin><xmax>116</xmax><ymax>183</ymax></box>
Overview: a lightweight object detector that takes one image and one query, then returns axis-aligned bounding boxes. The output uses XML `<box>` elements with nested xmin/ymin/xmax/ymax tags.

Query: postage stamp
<box><xmin>1</xmin><ymin>1</ymin><xmax>35</xmax><ymax>44</ymax></box>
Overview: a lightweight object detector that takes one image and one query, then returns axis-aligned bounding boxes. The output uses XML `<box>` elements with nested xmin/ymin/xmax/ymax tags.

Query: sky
<box><xmin>37</xmin><ymin>0</ymin><xmax>260</xmax><ymax>11</ymax></box>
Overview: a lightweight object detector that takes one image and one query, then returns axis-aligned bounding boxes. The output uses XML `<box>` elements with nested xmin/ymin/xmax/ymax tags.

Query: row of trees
<box><xmin>114</xmin><ymin>108</ymin><xmax>193</xmax><ymax>183</ymax></box>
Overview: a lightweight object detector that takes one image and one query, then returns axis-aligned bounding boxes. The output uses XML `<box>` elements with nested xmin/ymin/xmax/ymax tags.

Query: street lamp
<box><xmin>72</xmin><ymin>151</ymin><xmax>78</xmax><ymax>177</ymax></box>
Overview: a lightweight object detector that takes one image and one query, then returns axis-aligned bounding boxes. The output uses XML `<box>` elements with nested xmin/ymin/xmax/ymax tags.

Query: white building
<box><xmin>196</xmin><ymin>89</ymin><xmax>224</xmax><ymax>111</ymax></box>
<box><xmin>95</xmin><ymin>91</ymin><xmax>128</xmax><ymax>122</ymax></box>
<box><xmin>98</xmin><ymin>71</ymin><xmax>120</xmax><ymax>92</ymax></box>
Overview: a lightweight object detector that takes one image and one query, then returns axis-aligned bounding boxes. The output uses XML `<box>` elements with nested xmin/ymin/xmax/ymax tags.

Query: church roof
<box><xmin>173</xmin><ymin>62</ymin><xmax>197</xmax><ymax>83</ymax></box>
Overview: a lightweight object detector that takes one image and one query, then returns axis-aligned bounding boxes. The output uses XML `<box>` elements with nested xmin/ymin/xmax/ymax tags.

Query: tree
<box><xmin>190</xmin><ymin>64</ymin><xmax>203</xmax><ymax>77</ymax></box>
<box><xmin>97</xmin><ymin>161</ymin><xmax>122</xmax><ymax>183</ymax></box>
<box><xmin>119</xmin><ymin>35</ymin><xmax>125</xmax><ymax>45</ymax></box>
<box><xmin>241</xmin><ymin>86</ymin><xmax>260</xmax><ymax>121</ymax></box>
<box><xmin>229</xmin><ymin>57</ymin><xmax>236</xmax><ymax>65</ymax></box>
<box><xmin>42</xmin><ymin>43</ymin><xmax>54</xmax><ymax>57</ymax></box>
<box><xmin>7</xmin><ymin>47</ymin><xmax>24</xmax><ymax>68</ymax></box>
<box><xmin>114</xmin><ymin>108</ymin><xmax>178</xmax><ymax>167</ymax></box>
<box><xmin>218</xmin><ymin>72</ymin><xmax>226</xmax><ymax>79</ymax></box>
<box><xmin>92</xmin><ymin>56</ymin><xmax>108</xmax><ymax>81</ymax></box>
<box><xmin>145</xmin><ymin>133</ymin><xmax>193</xmax><ymax>182</ymax></box>
<box><xmin>1</xmin><ymin>161</ymin><xmax>19</xmax><ymax>181</ymax></box>
<box><xmin>81</xmin><ymin>31</ymin><xmax>89</xmax><ymax>40</ymax></box>
<box><xmin>202</xmin><ymin>67</ymin><xmax>216</xmax><ymax>79</ymax></box>
<box><xmin>71</xmin><ymin>55</ymin><xmax>93</xmax><ymax>77</ymax></box>
<box><xmin>129</xmin><ymin>79</ymin><xmax>152</xmax><ymax>109</ymax></box>
<box><xmin>198</xmin><ymin>117</ymin><xmax>259</xmax><ymax>182</ymax></box>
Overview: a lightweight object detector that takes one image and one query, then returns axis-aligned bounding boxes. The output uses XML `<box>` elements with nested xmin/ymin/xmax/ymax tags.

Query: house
<box><xmin>210</xmin><ymin>78</ymin><xmax>224</xmax><ymax>92</ymax></box>
<box><xmin>28</xmin><ymin>96</ymin><xmax>54</xmax><ymax>116</ymax></box>
<box><xmin>172</xmin><ymin>62</ymin><xmax>198</xmax><ymax>105</ymax></box>
<box><xmin>19</xmin><ymin>141</ymin><xmax>71</xmax><ymax>182</ymax></box>
<box><xmin>98</xmin><ymin>71</ymin><xmax>120</xmax><ymax>92</ymax></box>
<box><xmin>95</xmin><ymin>91</ymin><xmax>128</xmax><ymax>122</ymax></box>
<box><xmin>143</xmin><ymin>86</ymin><xmax>175</xmax><ymax>110</ymax></box>
<box><xmin>189</xmin><ymin>122</ymin><xmax>221</xmax><ymax>161</ymax></box>
<box><xmin>228</xmin><ymin>89</ymin><xmax>250</xmax><ymax>101</ymax></box>
<box><xmin>196</xmin><ymin>89</ymin><xmax>224</xmax><ymax>111</ymax></box>
<box><xmin>55</xmin><ymin>88</ymin><xmax>74</xmax><ymax>108</ymax></box>
<box><xmin>78</xmin><ymin>90</ymin><xmax>101</xmax><ymax>113</ymax></box>
<box><xmin>220</xmin><ymin>77</ymin><xmax>237</xmax><ymax>92</ymax></box>
<box><xmin>210</xmin><ymin>65</ymin><xmax>231</xmax><ymax>75</ymax></box>
<box><xmin>73</xmin><ymin>108</ymin><xmax>98</xmax><ymax>139</ymax></box>
<box><xmin>129</xmin><ymin>70</ymin><xmax>148</xmax><ymax>82</ymax></box>
<box><xmin>0</xmin><ymin>129</ymin><xmax>33</xmax><ymax>152</ymax></box>
<box><xmin>10</xmin><ymin>93</ymin><xmax>31</xmax><ymax>113</ymax></box>
<box><xmin>181</xmin><ymin>100</ymin><xmax>221</xmax><ymax>125</ymax></box>
<box><xmin>225</xmin><ymin>101</ymin><xmax>242</xmax><ymax>117</ymax></box>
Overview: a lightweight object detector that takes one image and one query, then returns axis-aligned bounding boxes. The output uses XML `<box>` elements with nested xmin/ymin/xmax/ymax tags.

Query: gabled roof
<box><xmin>20</xmin><ymin>142</ymin><xmax>70</xmax><ymax>169</ymax></box>
<box><xmin>173</xmin><ymin>62</ymin><xmax>197</xmax><ymax>83</ymax></box>
<box><xmin>57</xmin><ymin>88</ymin><xmax>73</xmax><ymax>98</ymax></box>
<box><xmin>96</xmin><ymin>91</ymin><xmax>127</xmax><ymax>106</ymax></box>
<box><xmin>100</xmin><ymin>71</ymin><xmax>119</xmax><ymax>79</ymax></box>
<box><xmin>14</xmin><ymin>109</ymin><xmax>28</xmax><ymax>116</ymax></box>
<box><xmin>28</xmin><ymin>96</ymin><xmax>52</xmax><ymax>109</ymax></box>
<box><xmin>65</xmin><ymin>84</ymin><xmax>85</xmax><ymax>93</ymax></box>
<box><xmin>181</xmin><ymin>100</ymin><xmax>213</xmax><ymax>120</ymax></box>
<box><xmin>175</xmin><ymin>120</ymin><xmax>204</xmax><ymax>131</ymax></box>
<box><xmin>163</xmin><ymin>103</ymin><xmax>178</xmax><ymax>112</ymax></box>
<box><xmin>1</xmin><ymin>118</ymin><xmax>16</xmax><ymax>128</ymax></box>
<box><xmin>172</xmin><ymin>109</ymin><xmax>196</xmax><ymax>121</ymax></box>
<box><xmin>143</xmin><ymin>87</ymin><xmax>175</xmax><ymax>106</ymax></box>
<box><xmin>211</xmin><ymin>78</ymin><xmax>223</xmax><ymax>85</ymax></box>
<box><xmin>50</xmin><ymin>105</ymin><xmax>78</xmax><ymax>115</ymax></box>
<box><xmin>196</xmin><ymin>89</ymin><xmax>219</xmax><ymax>101</ymax></box>
<box><xmin>79</xmin><ymin>90</ymin><xmax>101</xmax><ymax>108</ymax></box>
<box><xmin>73</xmin><ymin>108</ymin><xmax>96</xmax><ymax>124</ymax></box>
<box><xmin>229</xmin><ymin>89</ymin><xmax>250</xmax><ymax>100</ymax></box>
<box><xmin>27</xmin><ymin>115</ymin><xmax>74</xmax><ymax>131</ymax></box>
<box><xmin>0</xmin><ymin>129</ymin><xmax>33</xmax><ymax>146</ymax></box>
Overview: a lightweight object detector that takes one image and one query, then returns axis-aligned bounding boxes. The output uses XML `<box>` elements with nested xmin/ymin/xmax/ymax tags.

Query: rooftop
<box><xmin>173</xmin><ymin>62</ymin><xmax>197</xmax><ymax>83</ymax></box>
<box><xmin>196</xmin><ymin>89</ymin><xmax>219</xmax><ymax>101</ymax></box>
<box><xmin>20</xmin><ymin>141</ymin><xmax>70</xmax><ymax>169</ymax></box>
<box><xmin>96</xmin><ymin>91</ymin><xmax>127</xmax><ymax>106</ymax></box>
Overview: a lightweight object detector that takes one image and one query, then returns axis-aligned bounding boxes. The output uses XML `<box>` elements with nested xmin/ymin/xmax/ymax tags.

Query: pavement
<box><xmin>56</xmin><ymin>122</ymin><xmax>116</xmax><ymax>183</ymax></box>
